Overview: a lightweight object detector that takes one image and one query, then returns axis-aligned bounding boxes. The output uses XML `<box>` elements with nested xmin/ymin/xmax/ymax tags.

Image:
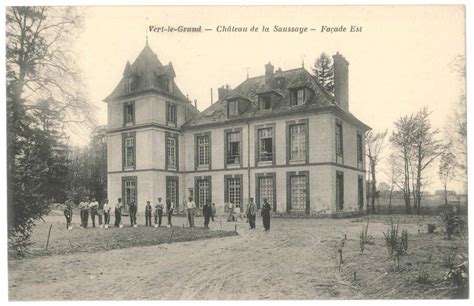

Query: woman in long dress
<box><xmin>261</xmin><ymin>198</ymin><xmax>271</xmax><ymax>231</ymax></box>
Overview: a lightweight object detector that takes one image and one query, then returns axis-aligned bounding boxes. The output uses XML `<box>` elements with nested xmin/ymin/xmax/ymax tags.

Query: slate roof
<box><xmin>183</xmin><ymin>66</ymin><xmax>368</xmax><ymax>129</ymax></box>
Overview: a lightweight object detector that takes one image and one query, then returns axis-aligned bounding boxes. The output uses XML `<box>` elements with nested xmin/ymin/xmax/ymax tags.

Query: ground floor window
<box><xmin>122</xmin><ymin>177</ymin><xmax>137</xmax><ymax>214</ymax></box>
<box><xmin>196</xmin><ymin>179</ymin><xmax>210</xmax><ymax>208</ymax></box>
<box><xmin>290</xmin><ymin>176</ymin><xmax>307</xmax><ymax>211</ymax></box>
<box><xmin>166</xmin><ymin>177</ymin><xmax>179</xmax><ymax>209</ymax></box>
<box><xmin>358</xmin><ymin>175</ymin><xmax>364</xmax><ymax>209</ymax></box>
<box><xmin>336</xmin><ymin>171</ymin><xmax>344</xmax><ymax>211</ymax></box>
<box><xmin>257</xmin><ymin>175</ymin><xmax>275</xmax><ymax>211</ymax></box>
<box><xmin>228</xmin><ymin>178</ymin><xmax>241</xmax><ymax>208</ymax></box>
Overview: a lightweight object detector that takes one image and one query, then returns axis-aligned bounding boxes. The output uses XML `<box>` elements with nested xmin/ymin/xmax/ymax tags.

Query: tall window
<box><xmin>123</xmin><ymin>177</ymin><xmax>137</xmax><ymax>213</ymax></box>
<box><xmin>125</xmin><ymin>78</ymin><xmax>135</xmax><ymax>93</ymax></box>
<box><xmin>166</xmin><ymin>79</ymin><xmax>173</xmax><ymax>93</ymax></box>
<box><xmin>167</xmin><ymin>136</ymin><xmax>177</xmax><ymax>169</ymax></box>
<box><xmin>197</xmin><ymin>135</ymin><xmax>210</xmax><ymax>167</ymax></box>
<box><xmin>289</xmin><ymin>124</ymin><xmax>306</xmax><ymax>161</ymax></box>
<box><xmin>167</xmin><ymin>103</ymin><xmax>177</xmax><ymax>125</ymax></box>
<box><xmin>258</xmin><ymin>127</ymin><xmax>273</xmax><ymax>162</ymax></box>
<box><xmin>124</xmin><ymin>103</ymin><xmax>134</xmax><ymax>125</ymax></box>
<box><xmin>358</xmin><ymin>175</ymin><xmax>364</xmax><ymax>210</ymax></box>
<box><xmin>357</xmin><ymin>132</ymin><xmax>363</xmax><ymax>167</ymax></box>
<box><xmin>124</xmin><ymin>136</ymin><xmax>135</xmax><ymax>168</ymax></box>
<box><xmin>336</xmin><ymin>121</ymin><xmax>343</xmax><ymax>157</ymax></box>
<box><xmin>197</xmin><ymin>179</ymin><xmax>210</xmax><ymax>208</ymax></box>
<box><xmin>166</xmin><ymin>177</ymin><xmax>178</xmax><ymax>208</ymax></box>
<box><xmin>291</xmin><ymin>88</ymin><xmax>305</xmax><ymax>106</ymax></box>
<box><xmin>258</xmin><ymin>176</ymin><xmax>275</xmax><ymax>211</ymax></box>
<box><xmin>226</xmin><ymin>131</ymin><xmax>240</xmax><ymax>165</ymax></box>
<box><xmin>336</xmin><ymin>171</ymin><xmax>344</xmax><ymax>211</ymax></box>
<box><xmin>290</xmin><ymin>176</ymin><xmax>307</xmax><ymax>211</ymax></box>
<box><xmin>228</xmin><ymin>100</ymin><xmax>239</xmax><ymax>117</ymax></box>
<box><xmin>227</xmin><ymin>177</ymin><xmax>242</xmax><ymax>208</ymax></box>
<box><xmin>258</xmin><ymin>95</ymin><xmax>272</xmax><ymax>110</ymax></box>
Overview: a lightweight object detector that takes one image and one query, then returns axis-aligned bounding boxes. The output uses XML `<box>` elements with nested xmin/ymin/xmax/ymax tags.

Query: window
<box><xmin>336</xmin><ymin>121</ymin><xmax>343</xmax><ymax>157</ymax></box>
<box><xmin>227</xmin><ymin>177</ymin><xmax>242</xmax><ymax>208</ymax></box>
<box><xmin>167</xmin><ymin>103</ymin><xmax>177</xmax><ymax>125</ymax></box>
<box><xmin>336</xmin><ymin>171</ymin><xmax>344</xmax><ymax>211</ymax></box>
<box><xmin>166</xmin><ymin>177</ymin><xmax>178</xmax><ymax>209</ymax></box>
<box><xmin>258</xmin><ymin>176</ymin><xmax>275</xmax><ymax>211</ymax></box>
<box><xmin>358</xmin><ymin>175</ymin><xmax>364</xmax><ymax>210</ymax></box>
<box><xmin>228</xmin><ymin>100</ymin><xmax>239</xmax><ymax>117</ymax></box>
<box><xmin>291</xmin><ymin>88</ymin><xmax>305</xmax><ymax>106</ymax></box>
<box><xmin>197</xmin><ymin>179</ymin><xmax>210</xmax><ymax>208</ymax></box>
<box><xmin>289</xmin><ymin>124</ymin><xmax>306</xmax><ymax>161</ymax></box>
<box><xmin>290</xmin><ymin>176</ymin><xmax>307</xmax><ymax>211</ymax></box>
<box><xmin>123</xmin><ymin>177</ymin><xmax>137</xmax><ymax>214</ymax></box>
<box><xmin>226</xmin><ymin>131</ymin><xmax>240</xmax><ymax>165</ymax></box>
<box><xmin>124</xmin><ymin>136</ymin><xmax>135</xmax><ymax>168</ymax></box>
<box><xmin>125</xmin><ymin>78</ymin><xmax>134</xmax><ymax>93</ymax></box>
<box><xmin>166</xmin><ymin>79</ymin><xmax>173</xmax><ymax>93</ymax></box>
<box><xmin>258</xmin><ymin>95</ymin><xmax>272</xmax><ymax>110</ymax></box>
<box><xmin>167</xmin><ymin>136</ymin><xmax>177</xmax><ymax>169</ymax></box>
<box><xmin>357</xmin><ymin>132</ymin><xmax>363</xmax><ymax>167</ymax></box>
<box><xmin>258</xmin><ymin>127</ymin><xmax>273</xmax><ymax>162</ymax></box>
<box><xmin>124</xmin><ymin>103</ymin><xmax>134</xmax><ymax>125</ymax></box>
<box><xmin>197</xmin><ymin>135</ymin><xmax>210</xmax><ymax>167</ymax></box>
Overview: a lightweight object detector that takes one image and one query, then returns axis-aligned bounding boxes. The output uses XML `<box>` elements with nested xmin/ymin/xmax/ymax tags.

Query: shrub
<box><xmin>427</xmin><ymin>223</ymin><xmax>436</xmax><ymax>234</ymax></box>
<box><xmin>416</xmin><ymin>270</ymin><xmax>431</xmax><ymax>284</ymax></box>
<box><xmin>383</xmin><ymin>219</ymin><xmax>399</xmax><ymax>257</ymax></box>
<box><xmin>445</xmin><ymin>261</ymin><xmax>468</xmax><ymax>289</ymax></box>
<box><xmin>442</xmin><ymin>210</ymin><xmax>465</xmax><ymax>239</ymax></box>
<box><xmin>442</xmin><ymin>252</ymin><xmax>456</xmax><ymax>268</ymax></box>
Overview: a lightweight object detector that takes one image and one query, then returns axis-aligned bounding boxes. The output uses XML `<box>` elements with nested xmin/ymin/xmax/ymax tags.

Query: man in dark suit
<box><xmin>203</xmin><ymin>200</ymin><xmax>212</xmax><ymax>229</ymax></box>
<box><xmin>145</xmin><ymin>200</ymin><xmax>152</xmax><ymax>226</ymax></box>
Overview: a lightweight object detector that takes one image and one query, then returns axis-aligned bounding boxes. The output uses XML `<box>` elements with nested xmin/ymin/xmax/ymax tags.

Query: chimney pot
<box><xmin>265</xmin><ymin>62</ymin><xmax>274</xmax><ymax>84</ymax></box>
<box><xmin>217</xmin><ymin>85</ymin><xmax>232</xmax><ymax>100</ymax></box>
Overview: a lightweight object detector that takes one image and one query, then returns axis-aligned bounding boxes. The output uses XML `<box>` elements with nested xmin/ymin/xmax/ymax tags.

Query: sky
<box><xmin>71</xmin><ymin>5</ymin><xmax>466</xmax><ymax>192</ymax></box>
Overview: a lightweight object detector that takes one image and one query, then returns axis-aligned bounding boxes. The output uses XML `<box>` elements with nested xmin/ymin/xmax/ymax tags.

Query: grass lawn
<box><xmin>17</xmin><ymin>211</ymin><xmax>237</xmax><ymax>258</ymax></box>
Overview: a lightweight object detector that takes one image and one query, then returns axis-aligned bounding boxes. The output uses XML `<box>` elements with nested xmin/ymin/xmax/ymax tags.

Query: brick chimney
<box><xmin>332</xmin><ymin>52</ymin><xmax>349</xmax><ymax>111</ymax></box>
<box><xmin>265</xmin><ymin>62</ymin><xmax>274</xmax><ymax>84</ymax></box>
<box><xmin>217</xmin><ymin>85</ymin><xmax>232</xmax><ymax>100</ymax></box>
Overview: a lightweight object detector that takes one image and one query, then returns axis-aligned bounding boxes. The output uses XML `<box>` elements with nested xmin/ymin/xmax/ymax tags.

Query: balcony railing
<box><xmin>259</xmin><ymin>152</ymin><xmax>274</xmax><ymax>162</ymax></box>
<box><xmin>226</xmin><ymin>154</ymin><xmax>240</xmax><ymax>165</ymax></box>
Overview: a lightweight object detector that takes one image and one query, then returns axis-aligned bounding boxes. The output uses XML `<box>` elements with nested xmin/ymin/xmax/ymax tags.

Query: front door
<box><xmin>258</xmin><ymin>176</ymin><xmax>275</xmax><ymax>211</ymax></box>
<box><xmin>290</xmin><ymin>175</ymin><xmax>307</xmax><ymax>213</ymax></box>
<box><xmin>123</xmin><ymin>177</ymin><xmax>137</xmax><ymax>214</ymax></box>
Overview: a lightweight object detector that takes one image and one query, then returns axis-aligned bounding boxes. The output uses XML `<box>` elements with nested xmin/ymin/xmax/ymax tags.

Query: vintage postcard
<box><xmin>5</xmin><ymin>4</ymin><xmax>469</xmax><ymax>301</ymax></box>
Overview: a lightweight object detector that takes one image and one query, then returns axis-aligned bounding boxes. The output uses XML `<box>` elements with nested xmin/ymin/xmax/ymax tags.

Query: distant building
<box><xmin>103</xmin><ymin>44</ymin><xmax>370</xmax><ymax>215</ymax></box>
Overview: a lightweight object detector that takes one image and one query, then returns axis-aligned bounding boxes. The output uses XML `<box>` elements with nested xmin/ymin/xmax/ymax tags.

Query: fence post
<box><xmin>45</xmin><ymin>224</ymin><xmax>53</xmax><ymax>250</ymax></box>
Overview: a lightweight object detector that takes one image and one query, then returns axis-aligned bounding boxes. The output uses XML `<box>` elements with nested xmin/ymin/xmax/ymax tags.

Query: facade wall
<box><xmin>107</xmin><ymin>95</ymin><xmax>367</xmax><ymax>216</ymax></box>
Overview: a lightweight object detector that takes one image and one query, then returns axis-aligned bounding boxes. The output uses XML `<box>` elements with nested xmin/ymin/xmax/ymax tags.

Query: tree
<box><xmin>313</xmin><ymin>53</ymin><xmax>334</xmax><ymax>94</ymax></box>
<box><xmin>365</xmin><ymin>130</ymin><xmax>388</xmax><ymax>214</ymax></box>
<box><xmin>439</xmin><ymin>151</ymin><xmax>457</xmax><ymax>205</ymax></box>
<box><xmin>390</xmin><ymin>115</ymin><xmax>416</xmax><ymax>214</ymax></box>
<box><xmin>411</xmin><ymin>108</ymin><xmax>444</xmax><ymax>214</ymax></box>
<box><xmin>6</xmin><ymin>7</ymin><xmax>92</xmax><ymax>253</ymax></box>
<box><xmin>384</xmin><ymin>152</ymin><xmax>404</xmax><ymax>211</ymax></box>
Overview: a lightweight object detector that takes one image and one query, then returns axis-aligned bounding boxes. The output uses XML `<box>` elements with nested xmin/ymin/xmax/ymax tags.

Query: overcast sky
<box><xmin>71</xmin><ymin>6</ymin><xmax>465</xmax><ymax>192</ymax></box>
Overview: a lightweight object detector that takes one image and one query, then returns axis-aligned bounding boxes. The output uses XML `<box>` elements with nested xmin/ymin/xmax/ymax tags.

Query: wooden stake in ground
<box><xmin>338</xmin><ymin>248</ymin><xmax>343</xmax><ymax>272</ymax></box>
<box><xmin>168</xmin><ymin>228</ymin><xmax>175</xmax><ymax>244</ymax></box>
<box><xmin>45</xmin><ymin>224</ymin><xmax>53</xmax><ymax>250</ymax></box>
<box><xmin>234</xmin><ymin>224</ymin><xmax>237</xmax><ymax>233</ymax></box>
<box><xmin>220</xmin><ymin>221</ymin><xmax>222</xmax><ymax>230</ymax></box>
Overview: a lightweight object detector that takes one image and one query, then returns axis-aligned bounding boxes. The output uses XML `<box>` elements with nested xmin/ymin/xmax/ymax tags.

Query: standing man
<box><xmin>166</xmin><ymin>199</ymin><xmax>174</xmax><ymax>227</ymax></box>
<box><xmin>114</xmin><ymin>198</ymin><xmax>122</xmax><ymax>227</ymax></box>
<box><xmin>186</xmin><ymin>196</ymin><xmax>196</xmax><ymax>227</ymax></box>
<box><xmin>246</xmin><ymin>197</ymin><xmax>257</xmax><ymax>229</ymax></box>
<box><xmin>203</xmin><ymin>200</ymin><xmax>212</xmax><ymax>229</ymax></box>
<box><xmin>227</xmin><ymin>202</ymin><xmax>234</xmax><ymax>222</ymax></box>
<box><xmin>64</xmin><ymin>198</ymin><xmax>74</xmax><ymax>230</ymax></box>
<box><xmin>103</xmin><ymin>199</ymin><xmax>111</xmax><ymax>228</ymax></box>
<box><xmin>261</xmin><ymin>198</ymin><xmax>272</xmax><ymax>231</ymax></box>
<box><xmin>81</xmin><ymin>197</ymin><xmax>90</xmax><ymax>228</ymax></box>
<box><xmin>154</xmin><ymin>197</ymin><xmax>164</xmax><ymax>227</ymax></box>
<box><xmin>129</xmin><ymin>201</ymin><xmax>137</xmax><ymax>227</ymax></box>
<box><xmin>78</xmin><ymin>198</ymin><xmax>87</xmax><ymax>228</ymax></box>
<box><xmin>89</xmin><ymin>198</ymin><xmax>99</xmax><ymax>228</ymax></box>
<box><xmin>211</xmin><ymin>203</ymin><xmax>217</xmax><ymax>221</ymax></box>
<box><xmin>145</xmin><ymin>201</ymin><xmax>152</xmax><ymax>227</ymax></box>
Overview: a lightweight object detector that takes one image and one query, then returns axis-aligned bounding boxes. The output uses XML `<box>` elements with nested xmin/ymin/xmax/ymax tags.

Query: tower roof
<box><xmin>103</xmin><ymin>45</ymin><xmax>186</xmax><ymax>103</ymax></box>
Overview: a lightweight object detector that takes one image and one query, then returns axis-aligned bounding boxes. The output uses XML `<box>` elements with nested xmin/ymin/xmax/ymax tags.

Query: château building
<box><xmin>104</xmin><ymin>43</ymin><xmax>370</xmax><ymax>216</ymax></box>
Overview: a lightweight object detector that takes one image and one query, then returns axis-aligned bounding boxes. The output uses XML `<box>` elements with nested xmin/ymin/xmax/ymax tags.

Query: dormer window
<box><xmin>228</xmin><ymin>100</ymin><xmax>239</xmax><ymax>117</ymax></box>
<box><xmin>125</xmin><ymin>78</ymin><xmax>135</xmax><ymax>94</ymax></box>
<box><xmin>259</xmin><ymin>95</ymin><xmax>272</xmax><ymax>110</ymax></box>
<box><xmin>123</xmin><ymin>101</ymin><xmax>135</xmax><ymax>126</ymax></box>
<box><xmin>166</xmin><ymin>79</ymin><xmax>174</xmax><ymax>94</ymax></box>
<box><xmin>291</xmin><ymin>88</ymin><xmax>305</xmax><ymax>106</ymax></box>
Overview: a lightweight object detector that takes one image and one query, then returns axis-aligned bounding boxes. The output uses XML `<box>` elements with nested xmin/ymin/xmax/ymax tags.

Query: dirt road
<box><xmin>9</xmin><ymin>216</ymin><xmax>368</xmax><ymax>300</ymax></box>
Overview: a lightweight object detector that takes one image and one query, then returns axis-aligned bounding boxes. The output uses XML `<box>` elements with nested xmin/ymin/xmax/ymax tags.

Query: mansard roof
<box><xmin>103</xmin><ymin>45</ymin><xmax>187</xmax><ymax>103</ymax></box>
<box><xmin>183</xmin><ymin>66</ymin><xmax>368</xmax><ymax>129</ymax></box>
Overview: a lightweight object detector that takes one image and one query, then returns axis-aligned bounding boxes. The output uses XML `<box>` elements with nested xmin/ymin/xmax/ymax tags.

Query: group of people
<box><xmin>64</xmin><ymin>196</ymin><xmax>272</xmax><ymax>231</ymax></box>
